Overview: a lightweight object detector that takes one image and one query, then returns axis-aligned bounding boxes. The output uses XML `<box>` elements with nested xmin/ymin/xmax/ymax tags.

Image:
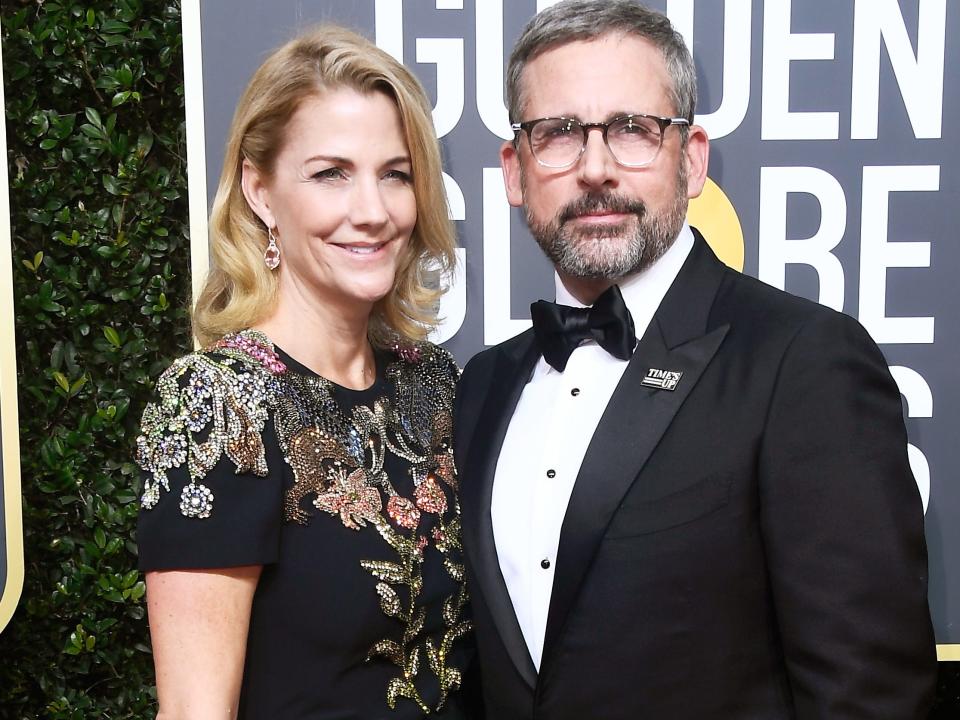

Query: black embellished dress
<box><xmin>136</xmin><ymin>330</ymin><xmax>472</xmax><ymax>719</ymax></box>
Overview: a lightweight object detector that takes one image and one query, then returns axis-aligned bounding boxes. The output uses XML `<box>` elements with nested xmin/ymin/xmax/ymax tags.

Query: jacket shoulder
<box><xmin>714</xmin><ymin>269</ymin><xmax>874</xmax><ymax>346</ymax></box>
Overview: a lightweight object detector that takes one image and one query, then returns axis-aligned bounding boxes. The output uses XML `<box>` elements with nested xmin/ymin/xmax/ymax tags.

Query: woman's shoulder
<box><xmin>387</xmin><ymin>338</ymin><xmax>459</xmax><ymax>384</ymax></box>
<box><xmin>136</xmin><ymin>330</ymin><xmax>287</xmax><ymax>513</ymax></box>
<box><xmin>144</xmin><ymin>330</ymin><xmax>287</xmax><ymax>422</ymax></box>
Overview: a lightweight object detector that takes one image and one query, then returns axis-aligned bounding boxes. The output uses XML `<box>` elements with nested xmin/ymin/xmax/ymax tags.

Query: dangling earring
<box><xmin>264</xmin><ymin>227</ymin><xmax>281</xmax><ymax>270</ymax></box>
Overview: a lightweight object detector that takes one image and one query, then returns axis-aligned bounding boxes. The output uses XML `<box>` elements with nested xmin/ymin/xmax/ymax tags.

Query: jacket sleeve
<box><xmin>758</xmin><ymin>309</ymin><xmax>937</xmax><ymax>718</ymax></box>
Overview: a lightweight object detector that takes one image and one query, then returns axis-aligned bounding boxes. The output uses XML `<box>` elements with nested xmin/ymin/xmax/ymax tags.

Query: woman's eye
<box><xmin>384</xmin><ymin>169</ymin><xmax>412</xmax><ymax>183</ymax></box>
<box><xmin>312</xmin><ymin>167</ymin><xmax>345</xmax><ymax>181</ymax></box>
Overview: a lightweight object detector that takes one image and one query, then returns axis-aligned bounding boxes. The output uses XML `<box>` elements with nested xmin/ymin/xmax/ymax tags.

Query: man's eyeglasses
<box><xmin>511</xmin><ymin>114</ymin><xmax>690</xmax><ymax>169</ymax></box>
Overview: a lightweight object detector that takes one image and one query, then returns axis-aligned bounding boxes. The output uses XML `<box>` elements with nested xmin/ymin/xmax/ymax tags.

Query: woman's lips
<box><xmin>332</xmin><ymin>241</ymin><xmax>387</xmax><ymax>255</ymax></box>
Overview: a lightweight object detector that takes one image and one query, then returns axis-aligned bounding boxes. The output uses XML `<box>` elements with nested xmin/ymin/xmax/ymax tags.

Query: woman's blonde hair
<box><xmin>192</xmin><ymin>25</ymin><xmax>456</xmax><ymax>348</ymax></box>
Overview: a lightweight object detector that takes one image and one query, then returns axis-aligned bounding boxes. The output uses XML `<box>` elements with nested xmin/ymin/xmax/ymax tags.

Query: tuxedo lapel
<box><xmin>461</xmin><ymin>330</ymin><xmax>541</xmax><ymax>688</ymax></box>
<box><xmin>539</xmin><ymin>233</ymin><xmax>731</xmax><ymax>675</ymax></box>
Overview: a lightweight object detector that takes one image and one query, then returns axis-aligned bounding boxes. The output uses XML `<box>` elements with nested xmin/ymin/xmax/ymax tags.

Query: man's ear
<box><xmin>683</xmin><ymin>125</ymin><xmax>710</xmax><ymax>199</ymax></box>
<box><xmin>499</xmin><ymin>139</ymin><xmax>525</xmax><ymax>208</ymax></box>
<box><xmin>240</xmin><ymin>158</ymin><xmax>276</xmax><ymax>228</ymax></box>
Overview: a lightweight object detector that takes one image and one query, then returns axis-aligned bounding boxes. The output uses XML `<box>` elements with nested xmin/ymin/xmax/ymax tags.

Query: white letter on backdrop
<box><xmin>758</xmin><ymin>166</ymin><xmax>846</xmax><ymax>310</ymax></box>
<box><xmin>850</xmin><ymin>0</ymin><xmax>946</xmax><ymax>139</ymax></box>
<box><xmin>761</xmin><ymin>0</ymin><xmax>838</xmax><ymax>139</ymax></box>
<box><xmin>669</xmin><ymin>0</ymin><xmax>751</xmax><ymax>139</ymax></box>
<box><xmin>429</xmin><ymin>173</ymin><xmax>467</xmax><ymax>344</ymax></box>
<box><xmin>416</xmin><ymin>38</ymin><xmax>465</xmax><ymax>138</ymax></box>
<box><xmin>374</xmin><ymin>0</ymin><xmax>404</xmax><ymax>62</ymax></box>
<box><xmin>475</xmin><ymin>2</ymin><xmax>511</xmax><ymax>139</ymax></box>
<box><xmin>858</xmin><ymin>165</ymin><xmax>938</xmax><ymax>344</ymax></box>
<box><xmin>483</xmin><ymin>168</ymin><xmax>531</xmax><ymax>344</ymax></box>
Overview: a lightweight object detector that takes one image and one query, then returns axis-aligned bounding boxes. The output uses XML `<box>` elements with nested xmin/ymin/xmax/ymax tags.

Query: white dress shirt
<box><xmin>490</xmin><ymin>224</ymin><xmax>694</xmax><ymax>669</ymax></box>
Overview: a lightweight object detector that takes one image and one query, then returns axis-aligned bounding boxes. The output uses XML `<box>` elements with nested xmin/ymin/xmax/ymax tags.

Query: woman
<box><xmin>135</xmin><ymin>25</ymin><xmax>470</xmax><ymax>718</ymax></box>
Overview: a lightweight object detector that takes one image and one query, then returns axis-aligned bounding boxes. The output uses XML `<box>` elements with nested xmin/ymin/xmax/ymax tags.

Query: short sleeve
<box><xmin>135</xmin><ymin>352</ymin><xmax>285</xmax><ymax>571</ymax></box>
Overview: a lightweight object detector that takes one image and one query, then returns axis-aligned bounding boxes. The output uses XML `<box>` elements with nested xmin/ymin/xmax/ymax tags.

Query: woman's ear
<box><xmin>240</xmin><ymin>158</ymin><xmax>276</xmax><ymax>228</ymax></box>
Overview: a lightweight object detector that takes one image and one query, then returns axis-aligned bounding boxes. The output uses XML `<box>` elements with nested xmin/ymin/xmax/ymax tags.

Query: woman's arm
<box><xmin>146</xmin><ymin>566</ymin><xmax>262</xmax><ymax>719</ymax></box>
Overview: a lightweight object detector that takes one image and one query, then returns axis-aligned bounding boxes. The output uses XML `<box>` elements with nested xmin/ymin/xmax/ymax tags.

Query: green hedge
<box><xmin>0</xmin><ymin>0</ymin><xmax>190</xmax><ymax>716</ymax></box>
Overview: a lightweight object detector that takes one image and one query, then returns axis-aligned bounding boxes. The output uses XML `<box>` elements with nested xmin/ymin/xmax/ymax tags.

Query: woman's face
<box><xmin>243</xmin><ymin>88</ymin><xmax>417</xmax><ymax>317</ymax></box>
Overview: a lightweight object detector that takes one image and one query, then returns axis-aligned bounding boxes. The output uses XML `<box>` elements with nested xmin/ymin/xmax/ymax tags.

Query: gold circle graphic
<box><xmin>688</xmin><ymin>177</ymin><xmax>745</xmax><ymax>271</ymax></box>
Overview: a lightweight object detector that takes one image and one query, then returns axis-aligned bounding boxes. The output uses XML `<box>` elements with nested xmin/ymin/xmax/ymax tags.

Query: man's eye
<box><xmin>545</xmin><ymin>123</ymin><xmax>576</xmax><ymax>138</ymax></box>
<box><xmin>615</xmin><ymin>121</ymin><xmax>654</xmax><ymax>137</ymax></box>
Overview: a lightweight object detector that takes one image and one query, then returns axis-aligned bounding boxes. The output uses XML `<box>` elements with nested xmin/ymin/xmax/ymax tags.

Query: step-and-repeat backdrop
<box><xmin>2</xmin><ymin>0</ymin><xmax>957</xmax><ymax>658</ymax></box>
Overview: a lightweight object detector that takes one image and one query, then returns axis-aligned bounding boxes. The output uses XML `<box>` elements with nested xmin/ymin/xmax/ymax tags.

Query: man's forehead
<box><xmin>519</xmin><ymin>33</ymin><xmax>673</xmax><ymax>118</ymax></box>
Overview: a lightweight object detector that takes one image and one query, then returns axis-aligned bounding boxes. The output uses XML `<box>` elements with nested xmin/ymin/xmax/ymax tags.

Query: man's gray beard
<box><xmin>524</xmin><ymin>166</ymin><xmax>688</xmax><ymax>281</ymax></box>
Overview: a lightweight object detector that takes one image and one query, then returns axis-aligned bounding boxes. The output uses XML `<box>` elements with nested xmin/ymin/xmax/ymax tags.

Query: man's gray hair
<box><xmin>506</xmin><ymin>0</ymin><xmax>697</xmax><ymax>127</ymax></box>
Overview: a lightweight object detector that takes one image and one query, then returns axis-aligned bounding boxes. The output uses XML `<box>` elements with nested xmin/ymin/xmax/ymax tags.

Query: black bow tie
<box><xmin>530</xmin><ymin>285</ymin><xmax>637</xmax><ymax>372</ymax></box>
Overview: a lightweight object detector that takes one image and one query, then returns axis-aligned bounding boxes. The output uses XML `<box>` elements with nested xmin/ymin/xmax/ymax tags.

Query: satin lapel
<box><xmin>460</xmin><ymin>331</ymin><xmax>541</xmax><ymax>688</ymax></box>
<box><xmin>538</xmin><ymin>232</ymin><xmax>731</xmax><ymax>675</ymax></box>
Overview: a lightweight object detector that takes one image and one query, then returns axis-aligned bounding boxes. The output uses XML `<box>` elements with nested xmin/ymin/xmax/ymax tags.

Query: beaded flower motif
<box><xmin>136</xmin><ymin>330</ymin><xmax>285</xmax><ymax>517</ymax></box>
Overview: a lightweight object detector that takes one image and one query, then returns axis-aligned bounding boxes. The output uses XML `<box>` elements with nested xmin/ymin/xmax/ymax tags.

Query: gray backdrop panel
<box><xmin>197</xmin><ymin>0</ymin><xmax>959</xmax><ymax>645</ymax></box>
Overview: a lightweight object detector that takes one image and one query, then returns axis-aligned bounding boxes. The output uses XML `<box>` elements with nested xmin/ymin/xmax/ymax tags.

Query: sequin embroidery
<box><xmin>135</xmin><ymin>329</ymin><xmax>470</xmax><ymax>714</ymax></box>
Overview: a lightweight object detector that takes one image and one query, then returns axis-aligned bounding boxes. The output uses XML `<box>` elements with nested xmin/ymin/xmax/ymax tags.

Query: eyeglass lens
<box><xmin>528</xmin><ymin>116</ymin><xmax>665</xmax><ymax>168</ymax></box>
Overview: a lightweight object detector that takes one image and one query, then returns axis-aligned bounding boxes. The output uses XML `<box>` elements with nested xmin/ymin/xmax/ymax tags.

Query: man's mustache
<box><xmin>559</xmin><ymin>193</ymin><xmax>646</xmax><ymax>224</ymax></box>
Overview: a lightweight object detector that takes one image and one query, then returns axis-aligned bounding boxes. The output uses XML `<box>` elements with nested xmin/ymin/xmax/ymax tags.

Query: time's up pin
<box><xmin>641</xmin><ymin>368</ymin><xmax>683</xmax><ymax>391</ymax></box>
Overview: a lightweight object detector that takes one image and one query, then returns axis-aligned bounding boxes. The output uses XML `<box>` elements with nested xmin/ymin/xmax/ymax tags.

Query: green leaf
<box><xmin>103</xmin><ymin>326</ymin><xmax>121</xmax><ymax>348</ymax></box>
<box><xmin>69</xmin><ymin>377</ymin><xmax>87</xmax><ymax>396</ymax></box>
<box><xmin>84</xmin><ymin>106</ymin><xmax>102</xmax><ymax>128</ymax></box>
<box><xmin>52</xmin><ymin>371</ymin><xmax>70</xmax><ymax>393</ymax></box>
<box><xmin>26</xmin><ymin>208</ymin><xmax>53</xmax><ymax>224</ymax></box>
<box><xmin>94</xmin><ymin>528</ymin><xmax>106</xmax><ymax>549</ymax></box>
<box><xmin>102</xmin><ymin>175</ymin><xmax>121</xmax><ymax>195</ymax></box>
<box><xmin>100</xmin><ymin>19</ymin><xmax>130</xmax><ymax>34</ymax></box>
<box><xmin>79</xmin><ymin>123</ymin><xmax>105</xmax><ymax>139</ymax></box>
<box><xmin>136</xmin><ymin>132</ymin><xmax>154</xmax><ymax>156</ymax></box>
<box><xmin>105</xmin><ymin>537</ymin><xmax>123</xmax><ymax>554</ymax></box>
<box><xmin>50</xmin><ymin>341</ymin><xmax>64</xmax><ymax>369</ymax></box>
<box><xmin>117</xmin><ymin>65</ymin><xmax>133</xmax><ymax>87</ymax></box>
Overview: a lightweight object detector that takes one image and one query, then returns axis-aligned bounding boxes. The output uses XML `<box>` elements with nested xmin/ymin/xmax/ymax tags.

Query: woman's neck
<box><xmin>254</xmin><ymin>292</ymin><xmax>377</xmax><ymax>390</ymax></box>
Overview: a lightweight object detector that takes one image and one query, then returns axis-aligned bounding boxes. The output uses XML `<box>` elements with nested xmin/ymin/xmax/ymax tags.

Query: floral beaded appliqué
<box><xmin>135</xmin><ymin>330</ymin><xmax>470</xmax><ymax>714</ymax></box>
<box><xmin>277</xmin><ymin>339</ymin><xmax>469</xmax><ymax>714</ymax></box>
<box><xmin>135</xmin><ymin>331</ymin><xmax>286</xmax><ymax>518</ymax></box>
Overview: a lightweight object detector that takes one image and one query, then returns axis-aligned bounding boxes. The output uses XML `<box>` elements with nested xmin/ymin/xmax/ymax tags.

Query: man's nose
<box><xmin>577</xmin><ymin>126</ymin><xmax>618</xmax><ymax>188</ymax></box>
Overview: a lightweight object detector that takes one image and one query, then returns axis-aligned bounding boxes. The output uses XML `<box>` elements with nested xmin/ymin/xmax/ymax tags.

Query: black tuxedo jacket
<box><xmin>454</xmin><ymin>230</ymin><xmax>936</xmax><ymax>719</ymax></box>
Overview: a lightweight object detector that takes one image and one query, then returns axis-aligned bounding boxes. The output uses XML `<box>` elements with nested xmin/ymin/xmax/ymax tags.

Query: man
<box><xmin>453</xmin><ymin>1</ymin><xmax>937</xmax><ymax>718</ymax></box>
